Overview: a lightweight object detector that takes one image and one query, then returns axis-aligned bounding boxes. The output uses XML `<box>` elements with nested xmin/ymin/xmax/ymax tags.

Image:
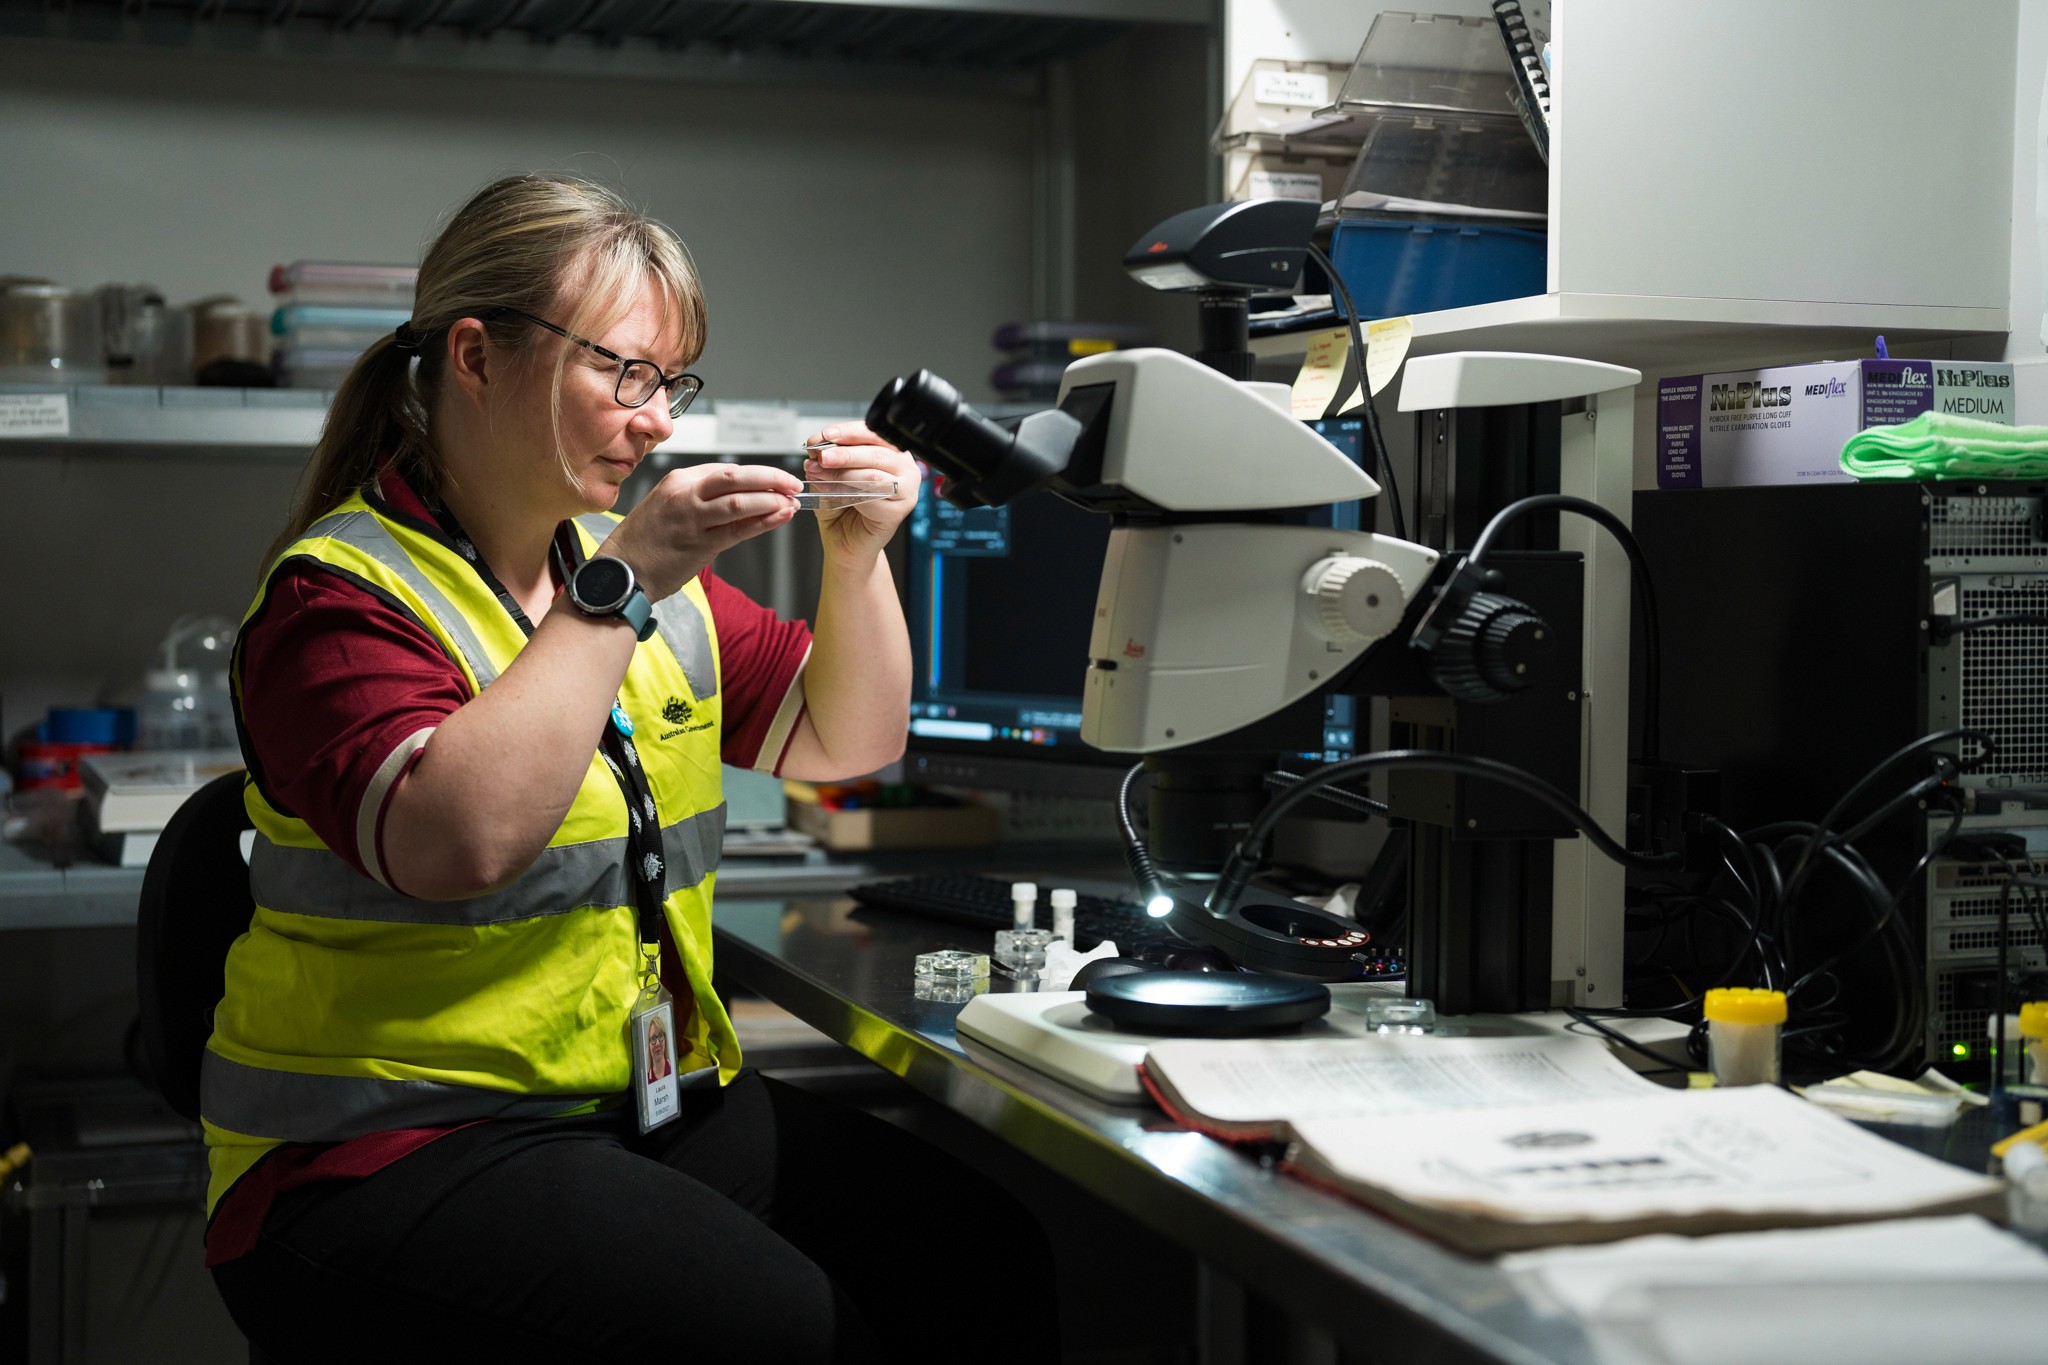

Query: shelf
<box><xmin>0</xmin><ymin>385</ymin><xmax>863</xmax><ymax>458</ymax></box>
<box><xmin>1247</xmin><ymin>292</ymin><xmax>2011</xmax><ymax>375</ymax></box>
<box><xmin>0</xmin><ymin>0</ymin><xmax>1207</xmax><ymax>94</ymax></box>
<box><xmin>0</xmin><ymin>838</ymin><xmax>143</xmax><ymax>933</ymax></box>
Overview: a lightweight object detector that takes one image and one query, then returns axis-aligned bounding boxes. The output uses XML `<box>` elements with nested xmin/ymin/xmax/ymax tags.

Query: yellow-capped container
<box><xmin>2023</xmin><ymin>1001</ymin><xmax>2048</xmax><ymax>1085</ymax></box>
<box><xmin>1704</xmin><ymin>988</ymin><xmax>1787</xmax><ymax>1086</ymax></box>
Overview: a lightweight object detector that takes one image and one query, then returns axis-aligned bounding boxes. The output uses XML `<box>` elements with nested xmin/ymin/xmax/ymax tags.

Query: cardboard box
<box><xmin>1227</xmin><ymin>148</ymin><xmax>1353</xmax><ymax>204</ymax></box>
<box><xmin>1657</xmin><ymin>360</ymin><xmax>2015</xmax><ymax>489</ymax></box>
<box><xmin>786</xmin><ymin>790</ymin><xmax>998</xmax><ymax>852</ymax></box>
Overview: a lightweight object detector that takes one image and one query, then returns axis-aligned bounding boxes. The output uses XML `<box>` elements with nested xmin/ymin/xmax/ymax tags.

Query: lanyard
<box><xmin>431</xmin><ymin>503</ymin><xmax>672</xmax><ymax>953</ymax></box>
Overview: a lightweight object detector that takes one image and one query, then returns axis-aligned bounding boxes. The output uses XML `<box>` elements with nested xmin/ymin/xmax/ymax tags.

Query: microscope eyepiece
<box><xmin>865</xmin><ymin>368</ymin><xmax>1084</xmax><ymax>508</ymax></box>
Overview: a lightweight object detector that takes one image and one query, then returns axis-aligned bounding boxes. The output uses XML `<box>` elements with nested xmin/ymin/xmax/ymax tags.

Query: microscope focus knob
<box><xmin>1303</xmin><ymin>556</ymin><xmax>1405</xmax><ymax>644</ymax></box>
<box><xmin>1429</xmin><ymin>592</ymin><xmax>1553</xmax><ymax>703</ymax></box>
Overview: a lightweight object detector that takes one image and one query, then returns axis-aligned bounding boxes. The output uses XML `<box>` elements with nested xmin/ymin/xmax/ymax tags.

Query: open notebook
<box><xmin>1138</xmin><ymin>1034</ymin><xmax>2004</xmax><ymax>1253</ymax></box>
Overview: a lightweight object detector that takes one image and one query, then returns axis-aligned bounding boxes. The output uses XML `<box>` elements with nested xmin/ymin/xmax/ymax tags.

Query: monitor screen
<box><xmin>900</xmin><ymin>416</ymin><xmax>1370</xmax><ymax>793</ymax></box>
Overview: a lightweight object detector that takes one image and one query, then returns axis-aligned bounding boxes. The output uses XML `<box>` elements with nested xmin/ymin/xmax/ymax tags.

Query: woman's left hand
<box><xmin>800</xmin><ymin>421</ymin><xmax>922</xmax><ymax>567</ymax></box>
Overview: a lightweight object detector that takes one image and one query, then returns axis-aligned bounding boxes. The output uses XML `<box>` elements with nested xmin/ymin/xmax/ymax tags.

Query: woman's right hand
<box><xmin>604</xmin><ymin>462</ymin><xmax>801</xmax><ymax>600</ymax></box>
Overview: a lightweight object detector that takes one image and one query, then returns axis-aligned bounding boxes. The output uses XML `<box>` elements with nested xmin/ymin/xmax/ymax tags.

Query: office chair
<box><xmin>136</xmin><ymin>769</ymin><xmax>254</xmax><ymax>1124</ymax></box>
<box><xmin>134</xmin><ymin>768</ymin><xmax>277</xmax><ymax>1365</ymax></box>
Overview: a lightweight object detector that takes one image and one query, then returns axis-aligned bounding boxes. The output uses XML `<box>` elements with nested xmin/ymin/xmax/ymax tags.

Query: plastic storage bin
<box><xmin>1325</xmin><ymin>217</ymin><xmax>1544</xmax><ymax>317</ymax></box>
<box><xmin>269</xmin><ymin>261</ymin><xmax>417</xmax><ymax>307</ymax></box>
<box><xmin>272</xmin><ymin>304</ymin><xmax>410</xmax><ymax>349</ymax></box>
<box><xmin>1211</xmin><ymin>58</ymin><xmax>1354</xmax><ymax>155</ymax></box>
<box><xmin>1338</xmin><ymin>112</ymin><xmax>1547</xmax><ymax>218</ymax></box>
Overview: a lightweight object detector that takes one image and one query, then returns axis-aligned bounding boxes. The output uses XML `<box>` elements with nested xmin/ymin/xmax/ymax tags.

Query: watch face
<box><xmin>575</xmin><ymin>556</ymin><xmax>632</xmax><ymax>611</ymax></box>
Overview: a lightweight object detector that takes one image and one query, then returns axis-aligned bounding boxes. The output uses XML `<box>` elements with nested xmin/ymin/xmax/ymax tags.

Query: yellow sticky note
<box><xmin>1290</xmin><ymin>327</ymin><xmax>1349</xmax><ymax>418</ymax></box>
<box><xmin>1362</xmin><ymin>316</ymin><xmax>1413</xmax><ymax>402</ymax></box>
<box><xmin>1289</xmin><ymin>317</ymin><xmax>1415</xmax><ymax>419</ymax></box>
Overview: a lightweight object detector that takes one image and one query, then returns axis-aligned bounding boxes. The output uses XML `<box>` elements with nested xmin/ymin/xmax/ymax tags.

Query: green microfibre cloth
<box><xmin>1840</xmin><ymin>410</ymin><xmax>2048</xmax><ymax>480</ymax></box>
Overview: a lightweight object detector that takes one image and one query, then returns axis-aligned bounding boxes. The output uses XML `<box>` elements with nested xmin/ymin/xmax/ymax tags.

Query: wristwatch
<box><xmin>567</xmin><ymin>555</ymin><xmax>657</xmax><ymax>641</ymax></box>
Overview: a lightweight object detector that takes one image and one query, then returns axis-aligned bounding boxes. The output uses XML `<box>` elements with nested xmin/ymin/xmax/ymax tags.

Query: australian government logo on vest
<box><xmin>660</xmin><ymin>695</ymin><xmax>711</xmax><ymax>742</ymax></box>
<box><xmin>1656</xmin><ymin>359</ymin><xmax>2015</xmax><ymax>489</ymax></box>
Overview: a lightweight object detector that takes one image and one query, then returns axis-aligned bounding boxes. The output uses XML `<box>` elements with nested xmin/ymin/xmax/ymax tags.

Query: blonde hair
<box><xmin>264</xmin><ymin>173</ymin><xmax>707</xmax><ymax>567</ymax></box>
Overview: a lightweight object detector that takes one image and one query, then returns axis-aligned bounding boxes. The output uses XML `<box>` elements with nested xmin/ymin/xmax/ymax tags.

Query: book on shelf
<box><xmin>1138</xmin><ymin>1034</ymin><xmax>2005</xmax><ymax>1254</ymax></box>
<box><xmin>77</xmin><ymin>748</ymin><xmax>244</xmax><ymax>833</ymax></box>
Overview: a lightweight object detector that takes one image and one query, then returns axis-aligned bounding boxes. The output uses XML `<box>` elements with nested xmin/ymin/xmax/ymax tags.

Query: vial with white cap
<box><xmin>1050</xmin><ymin>888</ymin><xmax>1077</xmax><ymax>944</ymax></box>
<box><xmin>1010</xmin><ymin>882</ymin><xmax>1039</xmax><ymax>932</ymax></box>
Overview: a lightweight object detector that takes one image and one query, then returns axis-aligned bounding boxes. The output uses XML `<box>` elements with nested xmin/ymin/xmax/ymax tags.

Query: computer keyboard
<box><xmin>845</xmin><ymin>874</ymin><xmax>1167</xmax><ymax>952</ymax></box>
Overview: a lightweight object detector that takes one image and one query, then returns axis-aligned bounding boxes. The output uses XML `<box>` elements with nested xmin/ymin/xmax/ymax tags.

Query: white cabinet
<box><xmin>1237</xmin><ymin>0</ymin><xmax>2017</xmax><ymax>367</ymax></box>
<box><xmin>1546</xmin><ymin>0</ymin><xmax>2010</xmax><ymax>327</ymax></box>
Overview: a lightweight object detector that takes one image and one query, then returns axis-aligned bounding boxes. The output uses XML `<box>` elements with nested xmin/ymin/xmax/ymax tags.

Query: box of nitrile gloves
<box><xmin>1656</xmin><ymin>360</ymin><xmax>2015</xmax><ymax>489</ymax></box>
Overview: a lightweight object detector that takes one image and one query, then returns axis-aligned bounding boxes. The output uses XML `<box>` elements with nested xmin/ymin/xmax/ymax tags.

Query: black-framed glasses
<box><xmin>489</xmin><ymin>306</ymin><xmax>703</xmax><ymax>418</ymax></box>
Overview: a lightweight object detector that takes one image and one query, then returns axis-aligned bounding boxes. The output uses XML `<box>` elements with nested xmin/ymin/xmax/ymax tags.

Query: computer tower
<box><xmin>1633</xmin><ymin>482</ymin><xmax>2048</xmax><ymax>1072</ymax></box>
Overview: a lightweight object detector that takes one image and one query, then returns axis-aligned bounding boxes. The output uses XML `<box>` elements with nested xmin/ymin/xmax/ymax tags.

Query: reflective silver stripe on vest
<box><xmin>300</xmin><ymin>509</ymin><xmax>503</xmax><ymax>689</ymax></box>
<box><xmin>574</xmin><ymin>513</ymin><xmax>718</xmax><ymax>700</ymax></box>
<box><xmin>250</xmin><ymin>803</ymin><xmax>728</xmax><ymax>925</ymax></box>
<box><xmin>202</xmin><ymin>1051</ymin><xmax>609</xmax><ymax>1143</ymax></box>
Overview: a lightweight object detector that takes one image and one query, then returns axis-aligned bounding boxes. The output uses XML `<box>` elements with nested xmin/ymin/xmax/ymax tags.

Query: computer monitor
<box><xmin>900</xmin><ymin>416</ymin><xmax>1370</xmax><ymax>793</ymax></box>
<box><xmin>903</xmin><ymin>474</ymin><xmax>1129</xmax><ymax>796</ymax></box>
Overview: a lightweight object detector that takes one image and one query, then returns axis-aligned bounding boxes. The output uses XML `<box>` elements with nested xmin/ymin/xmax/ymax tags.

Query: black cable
<box><xmin>1304</xmin><ymin>241</ymin><xmax>1408</xmax><ymax>543</ymax></box>
<box><xmin>1791</xmin><ymin>801</ymin><xmax>1964</xmax><ymax>997</ymax></box>
<box><xmin>1209</xmin><ymin>748</ymin><xmax>1679</xmax><ymax>917</ymax></box>
<box><xmin>1609</xmin><ymin>736</ymin><xmax>1983</xmax><ymax>1077</ymax></box>
<box><xmin>1262</xmin><ymin>768</ymin><xmax>1390</xmax><ymax>817</ymax></box>
<box><xmin>1562</xmin><ymin>1009</ymin><xmax>1692</xmax><ymax>1073</ymax></box>
<box><xmin>1934</xmin><ymin>612</ymin><xmax>2048</xmax><ymax>641</ymax></box>
<box><xmin>1464</xmin><ymin>492</ymin><xmax>1664</xmax><ymax>762</ymax></box>
<box><xmin>1779</xmin><ymin>730</ymin><xmax>1987</xmax><ymax>922</ymax></box>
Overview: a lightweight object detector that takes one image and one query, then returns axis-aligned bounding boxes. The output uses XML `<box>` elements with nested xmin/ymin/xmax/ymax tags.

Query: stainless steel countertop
<box><xmin>713</xmin><ymin>890</ymin><xmax>1599</xmax><ymax>1364</ymax></box>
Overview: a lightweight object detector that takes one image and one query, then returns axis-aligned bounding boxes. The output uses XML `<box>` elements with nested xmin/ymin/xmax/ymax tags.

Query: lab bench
<box><xmin>714</xmin><ymin>888</ymin><xmax>1593</xmax><ymax>1364</ymax></box>
<box><xmin>712</xmin><ymin>890</ymin><xmax>2033</xmax><ymax>1364</ymax></box>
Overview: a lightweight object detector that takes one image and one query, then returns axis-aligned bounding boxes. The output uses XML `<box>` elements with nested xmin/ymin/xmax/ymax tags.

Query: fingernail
<box><xmin>822</xmin><ymin>426</ymin><xmax>841</xmax><ymax>438</ymax></box>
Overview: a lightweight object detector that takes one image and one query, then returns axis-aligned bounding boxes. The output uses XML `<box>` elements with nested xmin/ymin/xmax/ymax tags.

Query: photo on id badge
<box><xmin>634</xmin><ymin>998</ymin><xmax>680</xmax><ymax>1131</ymax></box>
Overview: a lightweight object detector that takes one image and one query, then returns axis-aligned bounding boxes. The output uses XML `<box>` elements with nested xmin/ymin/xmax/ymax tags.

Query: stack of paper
<box><xmin>1500</xmin><ymin>1215</ymin><xmax>2048</xmax><ymax>1365</ymax></box>
<box><xmin>1138</xmin><ymin>1034</ymin><xmax>2006</xmax><ymax>1253</ymax></box>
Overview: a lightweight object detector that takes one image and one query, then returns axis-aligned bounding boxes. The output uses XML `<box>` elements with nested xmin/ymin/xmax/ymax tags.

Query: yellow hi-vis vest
<box><xmin>201</xmin><ymin>491</ymin><xmax>737</xmax><ymax>1214</ymax></box>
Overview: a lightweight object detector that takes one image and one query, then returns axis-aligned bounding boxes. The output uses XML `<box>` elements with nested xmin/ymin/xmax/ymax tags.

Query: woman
<box><xmin>201</xmin><ymin>174</ymin><xmax>1056</xmax><ymax>1362</ymax></box>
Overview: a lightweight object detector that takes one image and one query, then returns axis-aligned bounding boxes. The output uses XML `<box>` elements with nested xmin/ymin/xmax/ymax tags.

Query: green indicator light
<box><xmin>1953</xmin><ymin>1042</ymin><xmax>1971</xmax><ymax>1059</ymax></box>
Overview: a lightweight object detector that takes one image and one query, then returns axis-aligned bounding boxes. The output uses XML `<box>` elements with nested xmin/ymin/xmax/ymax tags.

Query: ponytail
<box><xmin>262</xmin><ymin>333</ymin><xmax>430</xmax><ymax>568</ymax></box>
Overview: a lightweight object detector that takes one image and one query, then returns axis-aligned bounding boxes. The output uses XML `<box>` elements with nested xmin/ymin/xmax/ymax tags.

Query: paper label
<box><xmin>1248</xmin><ymin>170</ymin><xmax>1326</xmax><ymax>202</ymax></box>
<box><xmin>0</xmin><ymin>392</ymin><xmax>71</xmax><ymax>438</ymax></box>
<box><xmin>715</xmin><ymin>403</ymin><xmax>798</xmax><ymax>454</ymax></box>
<box><xmin>1255</xmin><ymin>69</ymin><xmax>1330</xmax><ymax>109</ymax></box>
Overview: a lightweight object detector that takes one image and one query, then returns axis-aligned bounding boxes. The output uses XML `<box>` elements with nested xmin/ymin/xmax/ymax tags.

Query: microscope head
<box><xmin>868</xmin><ymin>348</ymin><xmax>1377</xmax><ymax>516</ymax></box>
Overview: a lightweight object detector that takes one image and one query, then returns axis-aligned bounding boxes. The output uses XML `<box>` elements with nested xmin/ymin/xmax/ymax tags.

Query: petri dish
<box><xmin>792</xmin><ymin>479</ymin><xmax>896</xmax><ymax>511</ymax></box>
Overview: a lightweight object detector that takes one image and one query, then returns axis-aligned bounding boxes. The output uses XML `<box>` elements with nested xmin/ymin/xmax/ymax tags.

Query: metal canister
<box><xmin>0</xmin><ymin>279</ymin><xmax>104</xmax><ymax>382</ymax></box>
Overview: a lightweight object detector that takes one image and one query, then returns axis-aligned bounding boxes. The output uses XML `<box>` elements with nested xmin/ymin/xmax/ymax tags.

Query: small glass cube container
<box><xmin>993</xmin><ymin>928</ymin><xmax>1054</xmax><ymax>974</ymax></box>
<box><xmin>1365</xmin><ymin>997</ymin><xmax>1437</xmax><ymax>1035</ymax></box>
<box><xmin>913</xmin><ymin>977</ymin><xmax>988</xmax><ymax>1004</ymax></box>
<box><xmin>913</xmin><ymin>949</ymin><xmax>990</xmax><ymax>984</ymax></box>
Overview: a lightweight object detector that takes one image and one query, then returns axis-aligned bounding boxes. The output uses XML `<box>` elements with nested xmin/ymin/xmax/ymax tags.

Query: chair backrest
<box><xmin>135</xmin><ymin>770</ymin><xmax>256</xmax><ymax>1122</ymax></box>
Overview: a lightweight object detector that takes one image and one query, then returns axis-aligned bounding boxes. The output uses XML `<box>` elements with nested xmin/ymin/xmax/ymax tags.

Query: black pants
<box><xmin>212</xmin><ymin>1070</ymin><xmax>1060</xmax><ymax>1363</ymax></box>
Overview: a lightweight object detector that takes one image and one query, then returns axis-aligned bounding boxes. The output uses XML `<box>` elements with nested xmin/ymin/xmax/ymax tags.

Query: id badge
<box><xmin>630</xmin><ymin>979</ymin><xmax>681</xmax><ymax>1134</ymax></box>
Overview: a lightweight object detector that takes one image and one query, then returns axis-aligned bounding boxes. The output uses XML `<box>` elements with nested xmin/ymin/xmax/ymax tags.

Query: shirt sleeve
<box><xmin>699</xmin><ymin>569</ymin><xmax>813</xmax><ymax>775</ymax></box>
<box><xmin>236</xmin><ymin>562</ymin><xmax>472</xmax><ymax>889</ymax></box>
